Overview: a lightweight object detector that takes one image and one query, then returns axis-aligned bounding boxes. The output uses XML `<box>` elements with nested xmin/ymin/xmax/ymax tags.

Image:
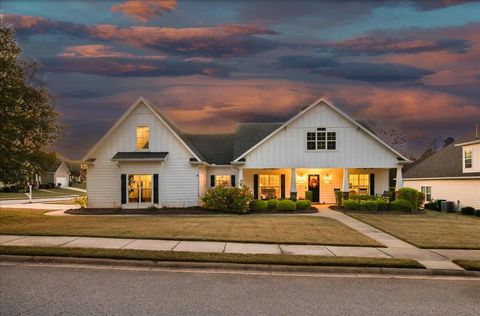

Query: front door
<box><xmin>308</xmin><ymin>174</ymin><xmax>320</xmax><ymax>203</ymax></box>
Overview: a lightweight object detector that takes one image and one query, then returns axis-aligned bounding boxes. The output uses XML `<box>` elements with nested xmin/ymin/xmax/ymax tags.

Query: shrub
<box><xmin>334</xmin><ymin>191</ymin><xmax>343</xmax><ymax>206</ymax></box>
<box><xmin>376</xmin><ymin>200</ymin><xmax>388</xmax><ymax>212</ymax></box>
<box><xmin>475</xmin><ymin>209</ymin><xmax>480</xmax><ymax>217</ymax></box>
<box><xmin>201</xmin><ymin>186</ymin><xmax>253</xmax><ymax>213</ymax></box>
<box><xmin>389</xmin><ymin>199</ymin><xmax>413</xmax><ymax>212</ymax></box>
<box><xmin>348</xmin><ymin>190</ymin><xmax>357</xmax><ymax>198</ymax></box>
<box><xmin>296</xmin><ymin>199</ymin><xmax>311</xmax><ymax>210</ymax></box>
<box><xmin>461</xmin><ymin>206</ymin><xmax>475</xmax><ymax>215</ymax></box>
<box><xmin>417</xmin><ymin>192</ymin><xmax>425</xmax><ymax>207</ymax></box>
<box><xmin>250</xmin><ymin>199</ymin><xmax>268</xmax><ymax>211</ymax></box>
<box><xmin>276</xmin><ymin>199</ymin><xmax>296</xmax><ymax>211</ymax></box>
<box><xmin>396</xmin><ymin>188</ymin><xmax>419</xmax><ymax>209</ymax></box>
<box><xmin>305</xmin><ymin>191</ymin><xmax>313</xmax><ymax>202</ymax></box>
<box><xmin>73</xmin><ymin>194</ymin><xmax>87</xmax><ymax>209</ymax></box>
<box><xmin>343</xmin><ymin>200</ymin><xmax>360</xmax><ymax>210</ymax></box>
<box><xmin>361</xmin><ymin>200</ymin><xmax>378</xmax><ymax>212</ymax></box>
<box><xmin>267</xmin><ymin>199</ymin><xmax>278</xmax><ymax>209</ymax></box>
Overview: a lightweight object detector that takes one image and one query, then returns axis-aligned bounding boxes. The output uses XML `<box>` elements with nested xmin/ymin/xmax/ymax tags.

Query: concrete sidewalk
<box><xmin>0</xmin><ymin>197</ymin><xmax>78</xmax><ymax>206</ymax></box>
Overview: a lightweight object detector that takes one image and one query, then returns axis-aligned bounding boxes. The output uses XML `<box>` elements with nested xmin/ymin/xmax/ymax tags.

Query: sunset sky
<box><xmin>2</xmin><ymin>0</ymin><xmax>480</xmax><ymax>159</ymax></box>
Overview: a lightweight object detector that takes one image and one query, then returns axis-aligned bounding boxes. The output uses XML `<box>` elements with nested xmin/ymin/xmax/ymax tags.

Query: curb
<box><xmin>2</xmin><ymin>255</ymin><xmax>479</xmax><ymax>278</ymax></box>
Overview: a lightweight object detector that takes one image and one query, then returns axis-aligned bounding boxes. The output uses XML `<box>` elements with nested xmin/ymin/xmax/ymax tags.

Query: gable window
<box><xmin>215</xmin><ymin>175</ymin><xmax>231</xmax><ymax>187</ymax></box>
<box><xmin>136</xmin><ymin>127</ymin><xmax>149</xmax><ymax>150</ymax></box>
<box><xmin>306</xmin><ymin>128</ymin><xmax>336</xmax><ymax>151</ymax></box>
<box><xmin>259</xmin><ymin>174</ymin><xmax>280</xmax><ymax>199</ymax></box>
<box><xmin>465</xmin><ymin>150</ymin><xmax>472</xmax><ymax>168</ymax></box>
<box><xmin>421</xmin><ymin>186</ymin><xmax>432</xmax><ymax>202</ymax></box>
<box><xmin>349</xmin><ymin>174</ymin><xmax>369</xmax><ymax>195</ymax></box>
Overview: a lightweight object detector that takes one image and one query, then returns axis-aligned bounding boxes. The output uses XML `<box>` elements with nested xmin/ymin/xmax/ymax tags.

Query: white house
<box><xmin>404</xmin><ymin>127</ymin><xmax>480</xmax><ymax>209</ymax></box>
<box><xmin>42</xmin><ymin>161</ymin><xmax>71</xmax><ymax>188</ymax></box>
<box><xmin>82</xmin><ymin>97</ymin><xmax>409</xmax><ymax>208</ymax></box>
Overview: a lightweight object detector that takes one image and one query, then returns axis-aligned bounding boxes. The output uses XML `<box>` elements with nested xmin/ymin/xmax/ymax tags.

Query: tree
<box><xmin>376</xmin><ymin>126</ymin><xmax>407</xmax><ymax>152</ymax></box>
<box><xmin>0</xmin><ymin>24</ymin><xmax>59</xmax><ymax>186</ymax></box>
<box><xmin>443</xmin><ymin>137</ymin><xmax>455</xmax><ymax>148</ymax></box>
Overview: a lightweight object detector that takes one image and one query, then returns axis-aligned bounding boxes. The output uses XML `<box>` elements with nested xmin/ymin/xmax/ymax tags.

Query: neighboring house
<box><xmin>42</xmin><ymin>161</ymin><xmax>71</xmax><ymax>188</ymax></box>
<box><xmin>66</xmin><ymin>161</ymin><xmax>86</xmax><ymax>182</ymax></box>
<box><xmin>82</xmin><ymin>98</ymin><xmax>409</xmax><ymax>208</ymax></box>
<box><xmin>404</xmin><ymin>127</ymin><xmax>480</xmax><ymax>209</ymax></box>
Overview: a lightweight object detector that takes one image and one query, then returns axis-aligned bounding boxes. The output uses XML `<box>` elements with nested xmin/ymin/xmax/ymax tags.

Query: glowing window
<box><xmin>136</xmin><ymin>127</ymin><xmax>149</xmax><ymax>150</ymax></box>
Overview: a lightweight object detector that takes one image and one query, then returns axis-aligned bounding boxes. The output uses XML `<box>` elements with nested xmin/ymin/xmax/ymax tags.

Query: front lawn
<box><xmin>348</xmin><ymin>211</ymin><xmax>480</xmax><ymax>249</ymax></box>
<box><xmin>0</xmin><ymin>208</ymin><xmax>381</xmax><ymax>247</ymax></box>
<box><xmin>0</xmin><ymin>188</ymin><xmax>81</xmax><ymax>200</ymax></box>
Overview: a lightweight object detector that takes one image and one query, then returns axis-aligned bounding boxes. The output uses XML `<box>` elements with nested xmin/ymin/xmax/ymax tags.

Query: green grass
<box><xmin>70</xmin><ymin>182</ymin><xmax>86</xmax><ymax>189</ymax></box>
<box><xmin>348</xmin><ymin>211</ymin><xmax>480</xmax><ymax>249</ymax></box>
<box><xmin>453</xmin><ymin>260</ymin><xmax>480</xmax><ymax>271</ymax></box>
<box><xmin>0</xmin><ymin>208</ymin><xmax>382</xmax><ymax>247</ymax></box>
<box><xmin>0</xmin><ymin>246</ymin><xmax>423</xmax><ymax>269</ymax></box>
<box><xmin>0</xmin><ymin>188</ymin><xmax>80</xmax><ymax>200</ymax></box>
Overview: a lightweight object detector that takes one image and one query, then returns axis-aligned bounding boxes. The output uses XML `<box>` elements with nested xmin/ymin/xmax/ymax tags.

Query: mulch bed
<box><xmin>329</xmin><ymin>205</ymin><xmax>426</xmax><ymax>215</ymax></box>
<box><xmin>65</xmin><ymin>207</ymin><xmax>318</xmax><ymax>216</ymax></box>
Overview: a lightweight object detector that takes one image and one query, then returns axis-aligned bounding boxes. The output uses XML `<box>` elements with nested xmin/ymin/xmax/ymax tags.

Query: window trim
<box><xmin>258</xmin><ymin>174</ymin><xmax>281</xmax><ymax>200</ymax></box>
<box><xmin>305</xmin><ymin>128</ymin><xmax>337</xmax><ymax>152</ymax></box>
<box><xmin>348</xmin><ymin>173</ymin><xmax>370</xmax><ymax>195</ymax></box>
<box><xmin>136</xmin><ymin>126</ymin><xmax>150</xmax><ymax>151</ymax></box>
<box><xmin>127</xmin><ymin>174</ymin><xmax>152</xmax><ymax>204</ymax></box>
<box><xmin>464</xmin><ymin>149</ymin><xmax>472</xmax><ymax>169</ymax></box>
<box><xmin>421</xmin><ymin>186</ymin><xmax>432</xmax><ymax>202</ymax></box>
<box><xmin>214</xmin><ymin>175</ymin><xmax>231</xmax><ymax>187</ymax></box>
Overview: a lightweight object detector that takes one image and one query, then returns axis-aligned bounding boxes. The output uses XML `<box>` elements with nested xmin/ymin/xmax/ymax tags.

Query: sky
<box><xmin>2</xmin><ymin>0</ymin><xmax>480</xmax><ymax>159</ymax></box>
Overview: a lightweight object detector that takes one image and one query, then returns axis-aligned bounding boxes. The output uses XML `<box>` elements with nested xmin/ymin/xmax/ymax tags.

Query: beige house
<box><xmin>82</xmin><ymin>97</ymin><xmax>409</xmax><ymax>208</ymax></box>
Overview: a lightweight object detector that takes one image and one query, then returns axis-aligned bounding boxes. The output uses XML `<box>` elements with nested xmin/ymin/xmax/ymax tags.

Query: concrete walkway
<box><xmin>0</xmin><ymin>197</ymin><xmax>78</xmax><ymax>206</ymax></box>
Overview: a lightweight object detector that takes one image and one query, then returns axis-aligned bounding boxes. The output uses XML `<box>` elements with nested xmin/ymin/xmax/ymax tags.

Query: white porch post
<box><xmin>290</xmin><ymin>168</ymin><xmax>297</xmax><ymax>198</ymax></box>
<box><xmin>395</xmin><ymin>166</ymin><xmax>403</xmax><ymax>191</ymax></box>
<box><xmin>342</xmin><ymin>168</ymin><xmax>349</xmax><ymax>192</ymax></box>
<box><xmin>237</xmin><ymin>167</ymin><xmax>243</xmax><ymax>187</ymax></box>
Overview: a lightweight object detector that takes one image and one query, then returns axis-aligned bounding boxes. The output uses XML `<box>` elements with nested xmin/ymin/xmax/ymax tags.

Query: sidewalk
<box><xmin>0</xmin><ymin>197</ymin><xmax>77</xmax><ymax>206</ymax></box>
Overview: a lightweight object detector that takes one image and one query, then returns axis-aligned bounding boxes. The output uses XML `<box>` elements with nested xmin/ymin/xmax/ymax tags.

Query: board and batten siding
<box><xmin>404</xmin><ymin>179</ymin><xmax>480</xmax><ymax>209</ymax></box>
<box><xmin>242</xmin><ymin>103</ymin><xmax>400</xmax><ymax>169</ymax></box>
<box><xmin>86</xmin><ymin>102</ymin><xmax>199</xmax><ymax>208</ymax></box>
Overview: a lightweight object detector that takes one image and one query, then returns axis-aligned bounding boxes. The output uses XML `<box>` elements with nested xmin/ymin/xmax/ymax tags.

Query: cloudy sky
<box><xmin>2</xmin><ymin>0</ymin><xmax>480</xmax><ymax>159</ymax></box>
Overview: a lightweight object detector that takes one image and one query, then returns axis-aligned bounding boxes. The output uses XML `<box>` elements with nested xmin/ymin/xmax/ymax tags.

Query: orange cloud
<box><xmin>111</xmin><ymin>0</ymin><xmax>176</xmax><ymax>22</ymax></box>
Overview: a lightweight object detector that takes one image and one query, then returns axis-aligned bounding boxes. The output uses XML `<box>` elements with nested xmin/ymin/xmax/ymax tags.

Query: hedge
<box><xmin>250</xmin><ymin>200</ymin><xmax>268</xmax><ymax>211</ymax></box>
<box><xmin>276</xmin><ymin>199</ymin><xmax>296</xmax><ymax>211</ymax></box>
<box><xmin>267</xmin><ymin>199</ymin><xmax>278</xmax><ymax>209</ymax></box>
<box><xmin>390</xmin><ymin>199</ymin><xmax>413</xmax><ymax>212</ymax></box>
<box><xmin>296</xmin><ymin>199</ymin><xmax>311</xmax><ymax>210</ymax></box>
<box><xmin>396</xmin><ymin>188</ymin><xmax>419</xmax><ymax>208</ymax></box>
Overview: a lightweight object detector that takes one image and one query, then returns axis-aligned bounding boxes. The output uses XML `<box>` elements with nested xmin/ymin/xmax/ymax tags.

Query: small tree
<box><xmin>376</xmin><ymin>126</ymin><xmax>407</xmax><ymax>152</ymax></box>
<box><xmin>0</xmin><ymin>24</ymin><xmax>59</xmax><ymax>185</ymax></box>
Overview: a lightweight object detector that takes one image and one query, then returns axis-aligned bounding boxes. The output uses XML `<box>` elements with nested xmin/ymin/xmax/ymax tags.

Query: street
<box><xmin>1</xmin><ymin>263</ymin><xmax>479</xmax><ymax>315</ymax></box>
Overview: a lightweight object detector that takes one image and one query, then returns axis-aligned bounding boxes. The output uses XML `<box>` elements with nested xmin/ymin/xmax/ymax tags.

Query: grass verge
<box><xmin>0</xmin><ymin>246</ymin><xmax>423</xmax><ymax>269</ymax></box>
<box><xmin>453</xmin><ymin>260</ymin><xmax>480</xmax><ymax>271</ymax></box>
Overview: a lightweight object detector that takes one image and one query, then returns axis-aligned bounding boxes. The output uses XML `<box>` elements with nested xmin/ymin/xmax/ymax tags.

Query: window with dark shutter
<box><xmin>230</xmin><ymin>175</ymin><xmax>236</xmax><ymax>187</ymax></box>
<box><xmin>253</xmin><ymin>174</ymin><xmax>259</xmax><ymax>199</ymax></box>
<box><xmin>153</xmin><ymin>174</ymin><xmax>159</xmax><ymax>204</ymax></box>
<box><xmin>210</xmin><ymin>175</ymin><xmax>215</xmax><ymax>187</ymax></box>
<box><xmin>369</xmin><ymin>173</ymin><xmax>375</xmax><ymax>196</ymax></box>
<box><xmin>280</xmin><ymin>174</ymin><xmax>286</xmax><ymax>198</ymax></box>
<box><xmin>121</xmin><ymin>174</ymin><xmax>126</xmax><ymax>204</ymax></box>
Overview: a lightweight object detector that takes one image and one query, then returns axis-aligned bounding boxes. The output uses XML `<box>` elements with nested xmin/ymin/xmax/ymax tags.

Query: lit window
<box><xmin>136</xmin><ymin>127</ymin><xmax>149</xmax><ymax>150</ymax></box>
<box><xmin>128</xmin><ymin>174</ymin><xmax>152</xmax><ymax>203</ymax></box>
<box><xmin>306</xmin><ymin>128</ymin><xmax>336</xmax><ymax>151</ymax></box>
<box><xmin>465</xmin><ymin>150</ymin><xmax>472</xmax><ymax>168</ymax></box>
<box><xmin>348</xmin><ymin>174</ymin><xmax>369</xmax><ymax>195</ymax></box>
<box><xmin>421</xmin><ymin>186</ymin><xmax>432</xmax><ymax>202</ymax></box>
<box><xmin>215</xmin><ymin>175</ymin><xmax>231</xmax><ymax>187</ymax></box>
<box><xmin>259</xmin><ymin>175</ymin><xmax>280</xmax><ymax>199</ymax></box>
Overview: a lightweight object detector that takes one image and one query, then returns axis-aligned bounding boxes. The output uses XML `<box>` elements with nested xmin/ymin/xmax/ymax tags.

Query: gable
<box><xmin>240</xmin><ymin>100</ymin><xmax>405</xmax><ymax>168</ymax></box>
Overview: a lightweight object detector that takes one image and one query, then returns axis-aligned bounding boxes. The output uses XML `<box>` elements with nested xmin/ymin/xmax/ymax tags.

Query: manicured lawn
<box><xmin>70</xmin><ymin>182</ymin><xmax>86</xmax><ymax>189</ymax></box>
<box><xmin>453</xmin><ymin>260</ymin><xmax>480</xmax><ymax>271</ymax></box>
<box><xmin>0</xmin><ymin>188</ymin><xmax>81</xmax><ymax>200</ymax></box>
<box><xmin>0</xmin><ymin>209</ymin><xmax>381</xmax><ymax>247</ymax></box>
<box><xmin>0</xmin><ymin>246</ymin><xmax>422</xmax><ymax>269</ymax></box>
<box><xmin>348</xmin><ymin>211</ymin><xmax>480</xmax><ymax>249</ymax></box>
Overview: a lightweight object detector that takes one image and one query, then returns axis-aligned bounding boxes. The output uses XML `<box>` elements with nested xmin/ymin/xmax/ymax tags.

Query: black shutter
<box><xmin>121</xmin><ymin>174</ymin><xmax>126</xmax><ymax>204</ymax></box>
<box><xmin>210</xmin><ymin>175</ymin><xmax>215</xmax><ymax>187</ymax></box>
<box><xmin>253</xmin><ymin>174</ymin><xmax>259</xmax><ymax>199</ymax></box>
<box><xmin>153</xmin><ymin>174</ymin><xmax>159</xmax><ymax>204</ymax></box>
<box><xmin>370</xmin><ymin>173</ymin><xmax>375</xmax><ymax>196</ymax></box>
<box><xmin>280</xmin><ymin>174</ymin><xmax>286</xmax><ymax>198</ymax></box>
<box><xmin>230</xmin><ymin>175</ymin><xmax>236</xmax><ymax>187</ymax></box>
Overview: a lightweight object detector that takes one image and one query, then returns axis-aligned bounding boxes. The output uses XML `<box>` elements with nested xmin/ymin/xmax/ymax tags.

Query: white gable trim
<box><xmin>82</xmin><ymin>97</ymin><xmax>202</xmax><ymax>162</ymax></box>
<box><xmin>233</xmin><ymin>98</ymin><xmax>410</xmax><ymax>163</ymax></box>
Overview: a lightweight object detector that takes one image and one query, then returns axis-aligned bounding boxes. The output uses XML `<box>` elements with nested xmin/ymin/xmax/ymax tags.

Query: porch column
<box><xmin>290</xmin><ymin>168</ymin><xmax>297</xmax><ymax>198</ymax></box>
<box><xmin>395</xmin><ymin>166</ymin><xmax>403</xmax><ymax>191</ymax></box>
<box><xmin>342</xmin><ymin>168</ymin><xmax>349</xmax><ymax>192</ymax></box>
<box><xmin>237</xmin><ymin>167</ymin><xmax>243</xmax><ymax>187</ymax></box>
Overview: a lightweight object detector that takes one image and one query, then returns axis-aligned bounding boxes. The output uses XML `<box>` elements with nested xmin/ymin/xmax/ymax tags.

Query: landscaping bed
<box><xmin>0</xmin><ymin>246</ymin><xmax>422</xmax><ymax>269</ymax></box>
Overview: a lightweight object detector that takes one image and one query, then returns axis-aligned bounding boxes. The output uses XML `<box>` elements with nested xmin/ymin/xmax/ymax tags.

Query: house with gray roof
<box><xmin>82</xmin><ymin>97</ymin><xmax>410</xmax><ymax>208</ymax></box>
<box><xmin>404</xmin><ymin>127</ymin><xmax>480</xmax><ymax>209</ymax></box>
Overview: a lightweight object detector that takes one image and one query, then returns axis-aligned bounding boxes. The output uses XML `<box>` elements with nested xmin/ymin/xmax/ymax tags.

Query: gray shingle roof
<box><xmin>112</xmin><ymin>152</ymin><xmax>168</xmax><ymax>161</ymax></box>
<box><xmin>185</xmin><ymin>134</ymin><xmax>235</xmax><ymax>165</ymax></box>
<box><xmin>233</xmin><ymin>122</ymin><xmax>283</xmax><ymax>159</ymax></box>
<box><xmin>404</xmin><ymin>130</ymin><xmax>480</xmax><ymax>179</ymax></box>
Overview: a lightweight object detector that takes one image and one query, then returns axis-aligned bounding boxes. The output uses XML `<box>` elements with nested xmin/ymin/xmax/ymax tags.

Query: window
<box><xmin>136</xmin><ymin>127</ymin><xmax>149</xmax><ymax>150</ymax></box>
<box><xmin>215</xmin><ymin>175</ymin><xmax>231</xmax><ymax>187</ymax></box>
<box><xmin>128</xmin><ymin>174</ymin><xmax>152</xmax><ymax>203</ymax></box>
<box><xmin>348</xmin><ymin>174</ymin><xmax>369</xmax><ymax>195</ymax></box>
<box><xmin>306</xmin><ymin>128</ymin><xmax>336</xmax><ymax>151</ymax></box>
<box><xmin>465</xmin><ymin>150</ymin><xmax>472</xmax><ymax>168</ymax></box>
<box><xmin>421</xmin><ymin>186</ymin><xmax>432</xmax><ymax>202</ymax></box>
<box><xmin>259</xmin><ymin>175</ymin><xmax>280</xmax><ymax>199</ymax></box>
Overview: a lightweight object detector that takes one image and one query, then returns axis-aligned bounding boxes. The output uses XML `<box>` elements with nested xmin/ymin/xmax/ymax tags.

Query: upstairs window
<box><xmin>465</xmin><ymin>150</ymin><xmax>472</xmax><ymax>168</ymax></box>
<box><xmin>306</xmin><ymin>128</ymin><xmax>336</xmax><ymax>151</ymax></box>
<box><xmin>136</xmin><ymin>127</ymin><xmax>149</xmax><ymax>150</ymax></box>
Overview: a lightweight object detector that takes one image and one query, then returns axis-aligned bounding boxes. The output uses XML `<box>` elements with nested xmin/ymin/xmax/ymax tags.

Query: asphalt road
<box><xmin>1</xmin><ymin>264</ymin><xmax>479</xmax><ymax>316</ymax></box>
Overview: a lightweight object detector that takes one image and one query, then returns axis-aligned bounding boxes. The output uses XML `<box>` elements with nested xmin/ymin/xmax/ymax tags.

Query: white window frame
<box><xmin>136</xmin><ymin>126</ymin><xmax>150</xmax><ymax>151</ymax></box>
<box><xmin>215</xmin><ymin>175</ymin><xmax>231</xmax><ymax>187</ymax></box>
<box><xmin>348</xmin><ymin>174</ymin><xmax>370</xmax><ymax>195</ymax></box>
<box><xmin>127</xmin><ymin>174</ymin><xmax>153</xmax><ymax>204</ymax></box>
<box><xmin>464</xmin><ymin>149</ymin><xmax>472</xmax><ymax>168</ymax></box>
<box><xmin>305</xmin><ymin>128</ymin><xmax>336</xmax><ymax>152</ymax></box>
<box><xmin>421</xmin><ymin>186</ymin><xmax>432</xmax><ymax>202</ymax></box>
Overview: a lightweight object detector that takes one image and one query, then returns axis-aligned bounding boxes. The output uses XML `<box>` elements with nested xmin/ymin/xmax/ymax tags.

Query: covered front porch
<box><xmin>240</xmin><ymin>168</ymin><xmax>393</xmax><ymax>204</ymax></box>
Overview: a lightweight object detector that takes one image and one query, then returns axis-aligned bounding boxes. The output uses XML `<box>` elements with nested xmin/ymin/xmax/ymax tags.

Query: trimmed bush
<box><xmin>348</xmin><ymin>190</ymin><xmax>357</xmax><ymax>198</ymax></box>
<box><xmin>250</xmin><ymin>200</ymin><xmax>268</xmax><ymax>211</ymax></box>
<box><xmin>305</xmin><ymin>191</ymin><xmax>313</xmax><ymax>202</ymax></box>
<box><xmin>396</xmin><ymin>188</ymin><xmax>419</xmax><ymax>209</ymax></box>
<box><xmin>376</xmin><ymin>200</ymin><xmax>388</xmax><ymax>212</ymax></box>
<box><xmin>267</xmin><ymin>199</ymin><xmax>278</xmax><ymax>209</ymax></box>
<box><xmin>343</xmin><ymin>200</ymin><xmax>360</xmax><ymax>210</ymax></box>
<box><xmin>389</xmin><ymin>199</ymin><xmax>413</xmax><ymax>212</ymax></box>
<box><xmin>334</xmin><ymin>191</ymin><xmax>343</xmax><ymax>207</ymax></box>
<box><xmin>461</xmin><ymin>206</ymin><xmax>475</xmax><ymax>215</ymax></box>
<box><xmin>475</xmin><ymin>209</ymin><xmax>480</xmax><ymax>217</ymax></box>
<box><xmin>296</xmin><ymin>199</ymin><xmax>311</xmax><ymax>210</ymax></box>
<box><xmin>276</xmin><ymin>199</ymin><xmax>296</xmax><ymax>211</ymax></box>
<box><xmin>201</xmin><ymin>186</ymin><xmax>253</xmax><ymax>212</ymax></box>
<box><xmin>362</xmin><ymin>201</ymin><xmax>378</xmax><ymax>212</ymax></box>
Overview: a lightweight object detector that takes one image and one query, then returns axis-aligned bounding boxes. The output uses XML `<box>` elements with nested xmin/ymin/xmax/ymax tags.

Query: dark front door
<box><xmin>308</xmin><ymin>174</ymin><xmax>320</xmax><ymax>203</ymax></box>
